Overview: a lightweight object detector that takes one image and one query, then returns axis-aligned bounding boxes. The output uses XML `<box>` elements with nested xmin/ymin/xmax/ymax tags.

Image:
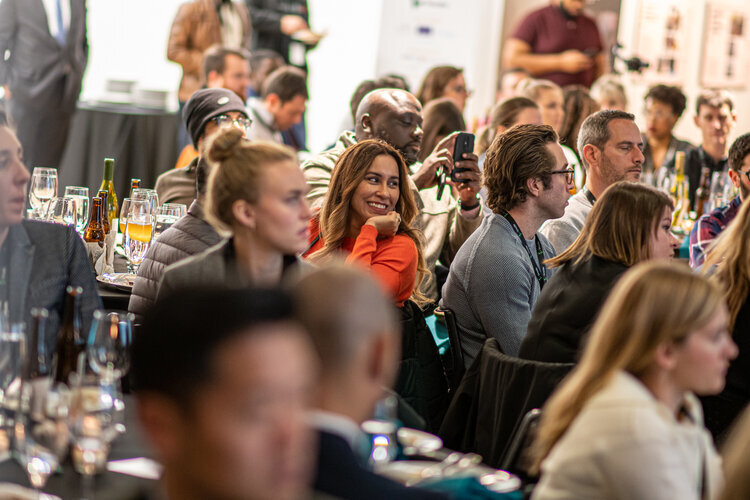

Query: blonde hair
<box><xmin>719</xmin><ymin>407</ymin><xmax>750</xmax><ymax>500</ymax></box>
<box><xmin>531</xmin><ymin>262</ymin><xmax>724</xmax><ymax>473</ymax></box>
<box><xmin>590</xmin><ymin>74</ymin><xmax>628</xmax><ymax>110</ymax></box>
<box><xmin>310</xmin><ymin>139</ymin><xmax>428</xmax><ymax>305</ymax></box>
<box><xmin>204</xmin><ymin>127</ymin><xmax>297</xmax><ymax>233</ymax></box>
<box><xmin>703</xmin><ymin>198</ymin><xmax>750</xmax><ymax>330</ymax></box>
<box><xmin>517</xmin><ymin>78</ymin><xmax>561</xmax><ymax>102</ymax></box>
<box><xmin>546</xmin><ymin>182</ymin><xmax>673</xmax><ymax>268</ymax></box>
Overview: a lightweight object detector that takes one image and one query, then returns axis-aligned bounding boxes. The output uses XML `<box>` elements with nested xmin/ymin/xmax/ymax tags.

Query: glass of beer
<box><xmin>124</xmin><ymin>200</ymin><xmax>153</xmax><ymax>274</ymax></box>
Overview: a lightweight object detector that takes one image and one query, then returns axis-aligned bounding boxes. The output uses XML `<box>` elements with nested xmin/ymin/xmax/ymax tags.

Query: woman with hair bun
<box><xmin>532</xmin><ymin>261</ymin><xmax>736</xmax><ymax>499</ymax></box>
<box><xmin>157</xmin><ymin>128</ymin><xmax>312</xmax><ymax>296</ymax></box>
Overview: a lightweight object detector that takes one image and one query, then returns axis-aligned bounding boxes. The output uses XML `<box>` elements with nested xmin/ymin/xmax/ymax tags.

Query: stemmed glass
<box><xmin>45</xmin><ymin>197</ymin><xmax>77</xmax><ymax>227</ymax></box>
<box><xmin>124</xmin><ymin>200</ymin><xmax>154</xmax><ymax>274</ymax></box>
<box><xmin>28</xmin><ymin>168</ymin><xmax>58</xmax><ymax>213</ymax></box>
<box><xmin>86</xmin><ymin>310</ymin><xmax>133</xmax><ymax>434</ymax></box>
<box><xmin>64</xmin><ymin>186</ymin><xmax>90</xmax><ymax>235</ymax></box>
<box><xmin>131</xmin><ymin>188</ymin><xmax>159</xmax><ymax>216</ymax></box>
<box><xmin>15</xmin><ymin>379</ymin><xmax>71</xmax><ymax>493</ymax></box>
<box><xmin>154</xmin><ymin>203</ymin><xmax>186</xmax><ymax>238</ymax></box>
<box><xmin>0</xmin><ymin>322</ymin><xmax>25</xmax><ymax>460</ymax></box>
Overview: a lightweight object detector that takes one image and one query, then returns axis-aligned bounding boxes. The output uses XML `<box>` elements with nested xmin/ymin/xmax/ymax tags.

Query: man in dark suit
<box><xmin>0</xmin><ymin>0</ymin><xmax>88</xmax><ymax>170</ymax></box>
<box><xmin>0</xmin><ymin>106</ymin><xmax>100</xmax><ymax>354</ymax></box>
<box><xmin>295</xmin><ymin>266</ymin><xmax>446</xmax><ymax>500</ymax></box>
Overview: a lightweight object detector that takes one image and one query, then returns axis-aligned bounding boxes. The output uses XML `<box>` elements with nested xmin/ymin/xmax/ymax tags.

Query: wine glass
<box><xmin>124</xmin><ymin>200</ymin><xmax>154</xmax><ymax>274</ymax></box>
<box><xmin>68</xmin><ymin>372</ymin><xmax>117</xmax><ymax>492</ymax></box>
<box><xmin>64</xmin><ymin>186</ymin><xmax>90</xmax><ymax>235</ymax></box>
<box><xmin>154</xmin><ymin>203</ymin><xmax>186</xmax><ymax>238</ymax></box>
<box><xmin>131</xmin><ymin>188</ymin><xmax>159</xmax><ymax>216</ymax></box>
<box><xmin>86</xmin><ymin>310</ymin><xmax>133</xmax><ymax>383</ymax></box>
<box><xmin>45</xmin><ymin>197</ymin><xmax>77</xmax><ymax>227</ymax></box>
<box><xmin>0</xmin><ymin>322</ymin><xmax>25</xmax><ymax>458</ymax></box>
<box><xmin>15</xmin><ymin>379</ymin><xmax>71</xmax><ymax>492</ymax></box>
<box><xmin>119</xmin><ymin>198</ymin><xmax>133</xmax><ymax>237</ymax></box>
<box><xmin>28</xmin><ymin>168</ymin><xmax>58</xmax><ymax>213</ymax></box>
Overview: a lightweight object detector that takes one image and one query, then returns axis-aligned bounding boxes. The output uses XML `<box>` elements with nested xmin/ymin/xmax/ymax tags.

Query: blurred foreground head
<box><xmin>133</xmin><ymin>287</ymin><xmax>317</xmax><ymax>500</ymax></box>
<box><xmin>294</xmin><ymin>265</ymin><xmax>400</xmax><ymax>423</ymax></box>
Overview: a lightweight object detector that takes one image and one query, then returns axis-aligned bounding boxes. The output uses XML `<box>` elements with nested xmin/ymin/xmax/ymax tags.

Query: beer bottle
<box><xmin>24</xmin><ymin>308</ymin><xmax>50</xmax><ymax>379</ymax></box>
<box><xmin>99</xmin><ymin>158</ymin><xmax>119</xmax><ymax>222</ymax></box>
<box><xmin>694</xmin><ymin>166</ymin><xmax>712</xmax><ymax>220</ymax></box>
<box><xmin>83</xmin><ymin>197</ymin><xmax>106</xmax><ymax>246</ymax></box>
<box><xmin>129</xmin><ymin>178</ymin><xmax>141</xmax><ymax>198</ymax></box>
<box><xmin>98</xmin><ymin>189</ymin><xmax>111</xmax><ymax>234</ymax></box>
<box><xmin>53</xmin><ymin>286</ymin><xmax>85</xmax><ymax>384</ymax></box>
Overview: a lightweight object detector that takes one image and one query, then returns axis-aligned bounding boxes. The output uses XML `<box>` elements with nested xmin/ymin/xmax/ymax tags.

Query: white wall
<box><xmin>80</xmin><ymin>0</ymin><xmax>750</xmax><ymax>154</ymax></box>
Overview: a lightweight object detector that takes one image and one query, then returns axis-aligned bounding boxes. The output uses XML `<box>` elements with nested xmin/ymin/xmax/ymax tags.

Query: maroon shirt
<box><xmin>511</xmin><ymin>4</ymin><xmax>603</xmax><ymax>88</ymax></box>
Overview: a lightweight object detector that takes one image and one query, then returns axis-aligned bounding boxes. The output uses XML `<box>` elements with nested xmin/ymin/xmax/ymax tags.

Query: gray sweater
<box><xmin>441</xmin><ymin>212</ymin><xmax>556</xmax><ymax>366</ymax></box>
<box><xmin>539</xmin><ymin>190</ymin><xmax>593</xmax><ymax>254</ymax></box>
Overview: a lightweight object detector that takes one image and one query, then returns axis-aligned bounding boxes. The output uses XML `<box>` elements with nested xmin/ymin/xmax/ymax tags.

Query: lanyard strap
<box><xmin>583</xmin><ymin>187</ymin><xmax>596</xmax><ymax>206</ymax></box>
<box><xmin>502</xmin><ymin>211</ymin><xmax>547</xmax><ymax>289</ymax></box>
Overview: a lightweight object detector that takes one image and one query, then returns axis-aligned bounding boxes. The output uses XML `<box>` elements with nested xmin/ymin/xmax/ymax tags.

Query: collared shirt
<box><xmin>309</xmin><ymin>410</ymin><xmax>364</xmax><ymax>451</ymax></box>
<box><xmin>689</xmin><ymin>195</ymin><xmax>742</xmax><ymax>269</ymax></box>
<box><xmin>40</xmin><ymin>0</ymin><xmax>70</xmax><ymax>40</ymax></box>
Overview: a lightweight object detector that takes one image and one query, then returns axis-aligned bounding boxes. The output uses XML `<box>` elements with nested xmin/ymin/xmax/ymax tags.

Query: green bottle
<box><xmin>99</xmin><ymin>158</ymin><xmax>119</xmax><ymax>222</ymax></box>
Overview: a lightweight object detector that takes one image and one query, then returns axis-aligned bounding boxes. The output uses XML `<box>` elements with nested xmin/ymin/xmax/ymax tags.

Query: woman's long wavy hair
<box><xmin>546</xmin><ymin>182</ymin><xmax>674</xmax><ymax>268</ymax></box>
<box><xmin>310</xmin><ymin>139</ymin><xmax>429</xmax><ymax>304</ymax></box>
<box><xmin>531</xmin><ymin>262</ymin><xmax>724</xmax><ymax>473</ymax></box>
<box><xmin>703</xmin><ymin>198</ymin><xmax>750</xmax><ymax>330</ymax></box>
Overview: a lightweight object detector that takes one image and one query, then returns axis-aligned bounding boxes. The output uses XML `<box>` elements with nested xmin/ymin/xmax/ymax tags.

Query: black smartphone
<box><xmin>451</xmin><ymin>132</ymin><xmax>475</xmax><ymax>183</ymax></box>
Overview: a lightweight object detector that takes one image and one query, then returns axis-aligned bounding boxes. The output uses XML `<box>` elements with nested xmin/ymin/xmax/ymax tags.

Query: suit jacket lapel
<box><xmin>7</xmin><ymin>224</ymin><xmax>34</xmax><ymax>325</ymax></box>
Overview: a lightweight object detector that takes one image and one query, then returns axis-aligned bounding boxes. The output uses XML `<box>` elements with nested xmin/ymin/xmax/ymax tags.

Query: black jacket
<box><xmin>313</xmin><ymin>430</ymin><xmax>446</xmax><ymax>500</ymax></box>
<box><xmin>519</xmin><ymin>255</ymin><xmax>629</xmax><ymax>364</ymax></box>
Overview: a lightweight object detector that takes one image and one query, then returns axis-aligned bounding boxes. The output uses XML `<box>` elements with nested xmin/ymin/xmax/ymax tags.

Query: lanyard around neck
<box><xmin>501</xmin><ymin>210</ymin><xmax>547</xmax><ymax>290</ymax></box>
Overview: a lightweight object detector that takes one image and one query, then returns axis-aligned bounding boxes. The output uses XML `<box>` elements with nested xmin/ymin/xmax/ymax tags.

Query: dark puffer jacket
<box><xmin>128</xmin><ymin>201</ymin><xmax>222</xmax><ymax>322</ymax></box>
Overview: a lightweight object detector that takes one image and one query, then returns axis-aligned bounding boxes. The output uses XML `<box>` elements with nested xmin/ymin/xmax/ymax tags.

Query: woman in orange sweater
<box><xmin>304</xmin><ymin>139</ymin><xmax>427</xmax><ymax>307</ymax></box>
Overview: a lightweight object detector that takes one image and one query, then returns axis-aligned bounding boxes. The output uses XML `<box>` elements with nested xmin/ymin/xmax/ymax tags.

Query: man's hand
<box><xmin>559</xmin><ymin>50</ymin><xmax>594</xmax><ymax>73</ymax></box>
<box><xmin>448</xmin><ymin>152</ymin><xmax>481</xmax><ymax>207</ymax></box>
<box><xmin>280</xmin><ymin>15</ymin><xmax>309</xmax><ymax>35</ymax></box>
<box><xmin>365</xmin><ymin>211</ymin><xmax>401</xmax><ymax>237</ymax></box>
<box><xmin>411</xmin><ymin>131</ymin><xmax>460</xmax><ymax>190</ymax></box>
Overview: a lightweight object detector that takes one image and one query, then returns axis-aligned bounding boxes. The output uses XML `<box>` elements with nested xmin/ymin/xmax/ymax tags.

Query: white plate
<box><xmin>96</xmin><ymin>272</ymin><xmax>136</xmax><ymax>292</ymax></box>
<box><xmin>397</xmin><ymin>427</ymin><xmax>443</xmax><ymax>454</ymax></box>
<box><xmin>377</xmin><ymin>460</ymin><xmax>521</xmax><ymax>492</ymax></box>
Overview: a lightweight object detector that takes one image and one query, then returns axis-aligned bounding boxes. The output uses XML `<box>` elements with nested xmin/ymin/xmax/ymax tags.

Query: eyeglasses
<box><xmin>448</xmin><ymin>85</ymin><xmax>472</xmax><ymax>96</ymax></box>
<box><xmin>739</xmin><ymin>170</ymin><xmax>750</xmax><ymax>181</ymax></box>
<box><xmin>550</xmin><ymin>168</ymin><xmax>575</xmax><ymax>185</ymax></box>
<box><xmin>214</xmin><ymin>115</ymin><xmax>252</xmax><ymax>131</ymax></box>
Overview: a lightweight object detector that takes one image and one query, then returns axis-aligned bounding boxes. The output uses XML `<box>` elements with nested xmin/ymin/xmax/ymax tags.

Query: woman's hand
<box><xmin>365</xmin><ymin>211</ymin><xmax>401</xmax><ymax>238</ymax></box>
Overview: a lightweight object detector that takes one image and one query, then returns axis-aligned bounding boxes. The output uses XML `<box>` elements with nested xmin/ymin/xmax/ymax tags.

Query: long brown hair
<box><xmin>531</xmin><ymin>262</ymin><xmax>724</xmax><ymax>473</ymax></box>
<box><xmin>546</xmin><ymin>182</ymin><xmax>674</xmax><ymax>268</ymax></box>
<box><xmin>476</xmin><ymin>97</ymin><xmax>539</xmax><ymax>156</ymax></box>
<box><xmin>310</xmin><ymin>139</ymin><xmax>428</xmax><ymax>304</ymax></box>
<box><xmin>418</xmin><ymin>97</ymin><xmax>466</xmax><ymax>162</ymax></box>
<box><xmin>703</xmin><ymin>198</ymin><xmax>750</xmax><ymax>330</ymax></box>
<box><xmin>416</xmin><ymin>66</ymin><xmax>463</xmax><ymax>106</ymax></box>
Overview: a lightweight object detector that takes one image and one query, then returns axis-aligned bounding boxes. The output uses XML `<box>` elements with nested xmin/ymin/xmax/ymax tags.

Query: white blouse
<box><xmin>533</xmin><ymin>371</ymin><xmax>722</xmax><ymax>500</ymax></box>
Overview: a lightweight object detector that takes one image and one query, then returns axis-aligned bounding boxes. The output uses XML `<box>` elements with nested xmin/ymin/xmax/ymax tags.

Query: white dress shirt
<box><xmin>40</xmin><ymin>0</ymin><xmax>70</xmax><ymax>41</ymax></box>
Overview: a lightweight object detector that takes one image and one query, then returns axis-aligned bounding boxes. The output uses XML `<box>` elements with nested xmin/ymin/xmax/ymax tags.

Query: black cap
<box><xmin>183</xmin><ymin>88</ymin><xmax>248</xmax><ymax>148</ymax></box>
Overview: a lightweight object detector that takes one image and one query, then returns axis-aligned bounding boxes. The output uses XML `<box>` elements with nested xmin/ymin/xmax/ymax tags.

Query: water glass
<box><xmin>15</xmin><ymin>379</ymin><xmax>71</xmax><ymax>491</ymax></box>
<box><xmin>64</xmin><ymin>186</ymin><xmax>90</xmax><ymax>234</ymax></box>
<box><xmin>0</xmin><ymin>323</ymin><xmax>25</xmax><ymax>438</ymax></box>
<box><xmin>87</xmin><ymin>310</ymin><xmax>133</xmax><ymax>382</ymax></box>
<box><xmin>154</xmin><ymin>203</ymin><xmax>186</xmax><ymax>238</ymax></box>
<box><xmin>131</xmin><ymin>188</ymin><xmax>159</xmax><ymax>216</ymax></box>
<box><xmin>68</xmin><ymin>374</ymin><xmax>118</xmax><ymax>476</ymax></box>
<box><xmin>45</xmin><ymin>197</ymin><xmax>77</xmax><ymax>227</ymax></box>
<box><xmin>28</xmin><ymin>168</ymin><xmax>58</xmax><ymax>212</ymax></box>
<box><xmin>124</xmin><ymin>200</ymin><xmax>154</xmax><ymax>273</ymax></box>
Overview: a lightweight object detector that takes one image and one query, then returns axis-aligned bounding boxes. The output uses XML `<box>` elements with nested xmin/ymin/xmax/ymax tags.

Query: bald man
<box><xmin>295</xmin><ymin>266</ymin><xmax>447</xmax><ymax>500</ymax></box>
<box><xmin>301</xmin><ymin>89</ymin><xmax>482</xmax><ymax>302</ymax></box>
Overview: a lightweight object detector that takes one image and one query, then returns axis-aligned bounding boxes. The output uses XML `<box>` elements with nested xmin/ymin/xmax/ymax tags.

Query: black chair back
<box><xmin>438</xmin><ymin>338</ymin><xmax>573</xmax><ymax>468</ymax></box>
<box><xmin>435</xmin><ymin>307</ymin><xmax>465</xmax><ymax>394</ymax></box>
<box><xmin>500</xmin><ymin>408</ymin><xmax>541</xmax><ymax>482</ymax></box>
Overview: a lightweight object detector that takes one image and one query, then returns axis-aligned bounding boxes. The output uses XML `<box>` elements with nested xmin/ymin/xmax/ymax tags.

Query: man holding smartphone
<box><xmin>502</xmin><ymin>0</ymin><xmax>604</xmax><ymax>88</ymax></box>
